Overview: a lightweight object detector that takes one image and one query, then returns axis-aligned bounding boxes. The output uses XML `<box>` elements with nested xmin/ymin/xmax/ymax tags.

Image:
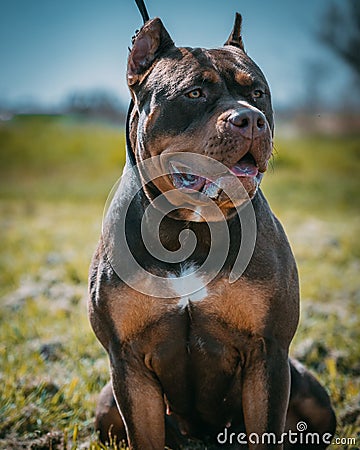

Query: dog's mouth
<box><xmin>169</xmin><ymin>152</ymin><xmax>261</xmax><ymax>200</ymax></box>
<box><xmin>230</xmin><ymin>153</ymin><xmax>259</xmax><ymax>178</ymax></box>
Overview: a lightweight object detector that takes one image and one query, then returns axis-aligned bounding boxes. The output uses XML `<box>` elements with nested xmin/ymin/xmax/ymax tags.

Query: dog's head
<box><xmin>126</xmin><ymin>14</ymin><xmax>273</xmax><ymax>221</ymax></box>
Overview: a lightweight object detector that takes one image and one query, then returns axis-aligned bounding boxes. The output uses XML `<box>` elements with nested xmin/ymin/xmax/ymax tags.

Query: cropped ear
<box><xmin>224</xmin><ymin>13</ymin><xmax>245</xmax><ymax>51</ymax></box>
<box><xmin>127</xmin><ymin>17</ymin><xmax>174</xmax><ymax>86</ymax></box>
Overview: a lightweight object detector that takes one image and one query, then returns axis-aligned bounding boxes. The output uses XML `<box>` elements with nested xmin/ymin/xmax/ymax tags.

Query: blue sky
<box><xmin>0</xmin><ymin>0</ymin><xmax>349</xmax><ymax>110</ymax></box>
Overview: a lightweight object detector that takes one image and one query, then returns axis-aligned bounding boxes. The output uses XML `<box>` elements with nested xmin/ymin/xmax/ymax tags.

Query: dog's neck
<box><xmin>124</xmin><ymin>180</ymin><xmax>270</xmax><ymax>275</ymax></box>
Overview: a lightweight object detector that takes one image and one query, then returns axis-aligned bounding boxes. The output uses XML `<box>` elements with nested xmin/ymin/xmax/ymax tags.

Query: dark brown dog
<box><xmin>89</xmin><ymin>14</ymin><xmax>336</xmax><ymax>449</ymax></box>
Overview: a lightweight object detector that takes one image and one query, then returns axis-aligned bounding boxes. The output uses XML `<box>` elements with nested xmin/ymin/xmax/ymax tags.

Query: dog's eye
<box><xmin>186</xmin><ymin>89</ymin><xmax>203</xmax><ymax>99</ymax></box>
<box><xmin>252</xmin><ymin>89</ymin><xmax>264</xmax><ymax>99</ymax></box>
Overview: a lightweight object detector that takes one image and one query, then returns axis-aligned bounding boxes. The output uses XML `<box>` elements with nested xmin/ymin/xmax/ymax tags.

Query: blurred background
<box><xmin>0</xmin><ymin>0</ymin><xmax>359</xmax><ymax>449</ymax></box>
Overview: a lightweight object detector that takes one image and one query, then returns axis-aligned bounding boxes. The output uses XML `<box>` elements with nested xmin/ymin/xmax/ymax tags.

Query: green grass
<box><xmin>0</xmin><ymin>115</ymin><xmax>125</xmax><ymax>202</ymax></box>
<box><xmin>0</xmin><ymin>115</ymin><xmax>359</xmax><ymax>449</ymax></box>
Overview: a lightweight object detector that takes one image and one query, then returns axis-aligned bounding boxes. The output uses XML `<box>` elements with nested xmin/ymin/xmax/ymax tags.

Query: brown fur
<box><xmin>89</xmin><ymin>15</ymin><xmax>336</xmax><ymax>450</ymax></box>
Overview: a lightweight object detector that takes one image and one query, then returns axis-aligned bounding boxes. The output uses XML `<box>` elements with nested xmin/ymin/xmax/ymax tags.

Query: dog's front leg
<box><xmin>109</xmin><ymin>345</ymin><xmax>165</xmax><ymax>450</ymax></box>
<box><xmin>242</xmin><ymin>338</ymin><xmax>290</xmax><ymax>450</ymax></box>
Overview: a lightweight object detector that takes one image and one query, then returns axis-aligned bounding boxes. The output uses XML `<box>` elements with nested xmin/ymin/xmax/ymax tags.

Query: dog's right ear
<box><xmin>224</xmin><ymin>13</ymin><xmax>245</xmax><ymax>52</ymax></box>
<box><xmin>128</xmin><ymin>18</ymin><xmax>174</xmax><ymax>86</ymax></box>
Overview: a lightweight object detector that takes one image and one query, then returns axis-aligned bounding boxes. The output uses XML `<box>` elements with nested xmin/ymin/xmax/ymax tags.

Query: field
<box><xmin>0</xmin><ymin>115</ymin><xmax>359</xmax><ymax>449</ymax></box>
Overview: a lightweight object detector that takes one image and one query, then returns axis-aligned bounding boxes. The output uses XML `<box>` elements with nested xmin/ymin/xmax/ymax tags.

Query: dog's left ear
<box><xmin>128</xmin><ymin>17</ymin><xmax>174</xmax><ymax>86</ymax></box>
<box><xmin>224</xmin><ymin>13</ymin><xmax>245</xmax><ymax>51</ymax></box>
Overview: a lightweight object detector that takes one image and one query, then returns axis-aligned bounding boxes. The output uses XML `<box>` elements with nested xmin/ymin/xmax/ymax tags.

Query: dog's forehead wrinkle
<box><xmin>148</xmin><ymin>64</ymin><xmax>218</xmax><ymax>100</ymax></box>
<box><xmin>207</xmin><ymin>47</ymin><xmax>268</xmax><ymax>85</ymax></box>
<box><xmin>152</xmin><ymin>46</ymin><xmax>217</xmax><ymax>76</ymax></box>
<box><xmin>139</xmin><ymin>45</ymin><xmax>269</xmax><ymax>101</ymax></box>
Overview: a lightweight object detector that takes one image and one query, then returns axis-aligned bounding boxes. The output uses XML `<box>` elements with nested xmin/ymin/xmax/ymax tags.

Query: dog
<box><xmin>89</xmin><ymin>13</ymin><xmax>336</xmax><ymax>449</ymax></box>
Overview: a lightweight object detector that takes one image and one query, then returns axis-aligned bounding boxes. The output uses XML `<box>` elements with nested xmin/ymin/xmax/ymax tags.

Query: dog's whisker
<box><xmin>269</xmin><ymin>154</ymin><xmax>275</xmax><ymax>173</ymax></box>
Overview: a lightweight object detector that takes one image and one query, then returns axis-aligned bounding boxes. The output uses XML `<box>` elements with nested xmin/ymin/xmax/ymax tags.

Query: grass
<box><xmin>0</xmin><ymin>115</ymin><xmax>125</xmax><ymax>202</ymax></box>
<box><xmin>0</xmin><ymin>115</ymin><xmax>359</xmax><ymax>449</ymax></box>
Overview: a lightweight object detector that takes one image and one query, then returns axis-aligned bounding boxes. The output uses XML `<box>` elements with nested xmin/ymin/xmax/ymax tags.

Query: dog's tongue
<box><xmin>230</xmin><ymin>155</ymin><xmax>259</xmax><ymax>178</ymax></box>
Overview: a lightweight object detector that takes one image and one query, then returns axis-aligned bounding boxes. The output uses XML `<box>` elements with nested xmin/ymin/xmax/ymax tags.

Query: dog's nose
<box><xmin>228</xmin><ymin>109</ymin><xmax>267</xmax><ymax>139</ymax></box>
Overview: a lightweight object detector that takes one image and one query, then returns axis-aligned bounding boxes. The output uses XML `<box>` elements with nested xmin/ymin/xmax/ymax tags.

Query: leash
<box><xmin>126</xmin><ymin>0</ymin><xmax>150</xmax><ymax>166</ymax></box>
<box><xmin>134</xmin><ymin>0</ymin><xmax>150</xmax><ymax>23</ymax></box>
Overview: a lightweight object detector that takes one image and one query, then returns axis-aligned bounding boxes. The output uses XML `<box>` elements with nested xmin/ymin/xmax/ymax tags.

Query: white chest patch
<box><xmin>166</xmin><ymin>265</ymin><xmax>208</xmax><ymax>308</ymax></box>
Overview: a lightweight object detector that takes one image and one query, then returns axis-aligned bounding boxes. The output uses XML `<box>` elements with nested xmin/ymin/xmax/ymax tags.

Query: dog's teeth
<box><xmin>202</xmin><ymin>181</ymin><xmax>222</xmax><ymax>199</ymax></box>
<box><xmin>169</xmin><ymin>162</ymin><xmax>206</xmax><ymax>190</ymax></box>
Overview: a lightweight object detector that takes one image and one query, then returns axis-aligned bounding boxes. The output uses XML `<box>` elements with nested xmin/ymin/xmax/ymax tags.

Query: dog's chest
<box><xmin>165</xmin><ymin>265</ymin><xmax>270</xmax><ymax>333</ymax></box>
<box><xmin>165</xmin><ymin>265</ymin><xmax>209</xmax><ymax>308</ymax></box>
<box><xmin>107</xmin><ymin>264</ymin><xmax>273</xmax><ymax>343</ymax></box>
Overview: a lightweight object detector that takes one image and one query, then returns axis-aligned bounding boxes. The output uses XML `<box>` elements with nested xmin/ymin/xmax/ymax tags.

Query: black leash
<box><xmin>125</xmin><ymin>0</ymin><xmax>150</xmax><ymax>167</ymax></box>
<box><xmin>135</xmin><ymin>0</ymin><xmax>150</xmax><ymax>23</ymax></box>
